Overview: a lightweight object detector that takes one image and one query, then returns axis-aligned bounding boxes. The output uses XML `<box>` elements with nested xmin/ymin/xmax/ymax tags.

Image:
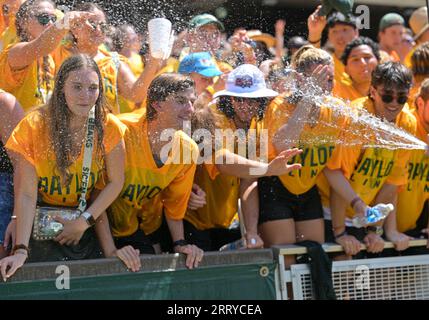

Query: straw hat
<box><xmin>247</xmin><ymin>30</ymin><xmax>276</xmax><ymax>48</ymax></box>
<box><xmin>409</xmin><ymin>7</ymin><xmax>429</xmax><ymax>41</ymax></box>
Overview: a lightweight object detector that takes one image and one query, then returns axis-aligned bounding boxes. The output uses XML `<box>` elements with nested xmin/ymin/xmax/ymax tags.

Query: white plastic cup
<box><xmin>148</xmin><ymin>18</ymin><xmax>173</xmax><ymax>59</ymax></box>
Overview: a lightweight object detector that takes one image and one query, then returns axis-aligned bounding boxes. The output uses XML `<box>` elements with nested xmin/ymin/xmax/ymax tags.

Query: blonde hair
<box><xmin>294</xmin><ymin>47</ymin><xmax>333</xmax><ymax>74</ymax></box>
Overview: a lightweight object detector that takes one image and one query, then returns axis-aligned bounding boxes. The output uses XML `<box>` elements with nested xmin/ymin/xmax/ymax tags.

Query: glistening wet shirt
<box><xmin>107</xmin><ymin>113</ymin><xmax>198</xmax><ymax>237</ymax></box>
<box><xmin>6</xmin><ymin>108</ymin><xmax>125</xmax><ymax>206</ymax></box>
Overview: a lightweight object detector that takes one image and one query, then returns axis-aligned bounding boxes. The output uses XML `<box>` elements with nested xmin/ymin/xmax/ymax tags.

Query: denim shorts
<box><xmin>0</xmin><ymin>172</ymin><xmax>13</xmax><ymax>245</ymax></box>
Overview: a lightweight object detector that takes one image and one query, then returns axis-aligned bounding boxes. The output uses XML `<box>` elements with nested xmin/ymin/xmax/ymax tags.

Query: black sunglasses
<box><xmin>380</xmin><ymin>94</ymin><xmax>408</xmax><ymax>105</ymax></box>
<box><xmin>35</xmin><ymin>13</ymin><xmax>57</xmax><ymax>26</ymax></box>
<box><xmin>233</xmin><ymin>97</ymin><xmax>268</xmax><ymax>104</ymax></box>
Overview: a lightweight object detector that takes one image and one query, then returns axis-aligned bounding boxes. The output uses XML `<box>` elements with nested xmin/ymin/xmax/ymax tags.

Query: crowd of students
<box><xmin>0</xmin><ymin>0</ymin><xmax>429</xmax><ymax>281</ymax></box>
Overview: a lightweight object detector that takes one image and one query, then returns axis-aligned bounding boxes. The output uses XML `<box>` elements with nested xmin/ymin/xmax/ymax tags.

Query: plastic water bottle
<box><xmin>352</xmin><ymin>203</ymin><xmax>394</xmax><ymax>228</ymax></box>
<box><xmin>219</xmin><ymin>238</ymin><xmax>257</xmax><ymax>251</ymax></box>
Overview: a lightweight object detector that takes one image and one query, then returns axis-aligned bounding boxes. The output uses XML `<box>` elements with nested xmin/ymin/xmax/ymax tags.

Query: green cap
<box><xmin>188</xmin><ymin>13</ymin><xmax>225</xmax><ymax>32</ymax></box>
<box><xmin>379</xmin><ymin>13</ymin><xmax>405</xmax><ymax>31</ymax></box>
<box><xmin>319</xmin><ymin>0</ymin><xmax>354</xmax><ymax>17</ymax></box>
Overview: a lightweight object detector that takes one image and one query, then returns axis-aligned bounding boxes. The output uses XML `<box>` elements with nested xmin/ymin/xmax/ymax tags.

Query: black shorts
<box><xmin>183</xmin><ymin>219</ymin><xmax>241</xmax><ymax>252</ymax></box>
<box><xmin>114</xmin><ymin>229</ymin><xmax>156</xmax><ymax>255</ymax></box>
<box><xmin>258</xmin><ymin>176</ymin><xmax>324</xmax><ymax>224</ymax></box>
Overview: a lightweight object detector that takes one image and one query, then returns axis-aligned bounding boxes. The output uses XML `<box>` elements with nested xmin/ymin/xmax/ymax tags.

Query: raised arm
<box><xmin>117</xmin><ymin>56</ymin><xmax>163</xmax><ymax>103</ymax></box>
<box><xmin>8</xmin><ymin>11</ymin><xmax>95</xmax><ymax>69</ymax></box>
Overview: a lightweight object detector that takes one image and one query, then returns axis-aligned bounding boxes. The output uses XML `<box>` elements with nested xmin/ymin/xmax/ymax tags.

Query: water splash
<box><xmin>280</xmin><ymin>76</ymin><xmax>427</xmax><ymax>151</ymax></box>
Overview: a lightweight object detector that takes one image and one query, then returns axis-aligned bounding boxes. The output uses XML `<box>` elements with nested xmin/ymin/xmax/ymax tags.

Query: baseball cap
<box><xmin>188</xmin><ymin>13</ymin><xmax>225</xmax><ymax>32</ymax></box>
<box><xmin>319</xmin><ymin>0</ymin><xmax>354</xmax><ymax>17</ymax></box>
<box><xmin>379</xmin><ymin>13</ymin><xmax>405</xmax><ymax>32</ymax></box>
<box><xmin>213</xmin><ymin>64</ymin><xmax>278</xmax><ymax>98</ymax></box>
<box><xmin>409</xmin><ymin>7</ymin><xmax>429</xmax><ymax>41</ymax></box>
<box><xmin>178</xmin><ymin>52</ymin><xmax>223</xmax><ymax>78</ymax></box>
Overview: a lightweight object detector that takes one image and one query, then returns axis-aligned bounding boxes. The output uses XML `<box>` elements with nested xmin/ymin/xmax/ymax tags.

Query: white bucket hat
<box><xmin>213</xmin><ymin>64</ymin><xmax>279</xmax><ymax>98</ymax></box>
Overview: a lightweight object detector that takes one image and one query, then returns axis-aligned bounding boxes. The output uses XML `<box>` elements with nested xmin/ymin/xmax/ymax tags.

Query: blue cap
<box><xmin>178</xmin><ymin>52</ymin><xmax>223</xmax><ymax>78</ymax></box>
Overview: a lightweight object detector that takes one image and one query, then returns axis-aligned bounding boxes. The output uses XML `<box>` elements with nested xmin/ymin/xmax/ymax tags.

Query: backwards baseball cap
<box><xmin>213</xmin><ymin>64</ymin><xmax>278</xmax><ymax>98</ymax></box>
<box><xmin>409</xmin><ymin>7</ymin><xmax>429</xmax><ymax>41</ymax></box>
<box><xmin>327</xmin><ymin>11</ymin><xmax>358</xmax><ymax>29</ymax></box>
<box><xmin>188</xmin><ymin>13</ymin><xmax>225</xmax><ymax>32</ymax></box>
<box><xmin>379</xmin><ymin>13</ymin><xmax>405</xmax><ymax>31</ymax></box>
<box><xmin>178</xmin><ymin>52</ymin><xmax>223</xmax><ymax>78</ymax></box>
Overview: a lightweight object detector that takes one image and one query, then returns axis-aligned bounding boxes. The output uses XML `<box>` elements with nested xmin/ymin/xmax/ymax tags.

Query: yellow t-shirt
<box><xmin>0</xmin><ymin>2</ymin><xmax>5</xmax><ymax>36</ymax></box>
<box><xmin>404</xmin><ymin>47</ymin><xmax>415</xmax><ymax>69</ymax></box>
<box><xmin>107</xmin><ymin>113</ymin><xmax>198</xmax><ymax>237</ymax></box>
<box><xmin>184</xmin><ymin>103</ymin><xmax>261</xmax><ymax>231</ymax></box>
<box><xmin>263</xmin><ymin>93</ymin><xmax>347</xmax><ymax>195</ymax></box>
<box><xmin>407</xmin><ymin>80</ymin><xmax>422</xmax><ymax>112</ymax></box>
<box><xmin>333</xmin><ymin>72</ymin><xmax>364</xmax><ymax>102</ymax></box>
<box><xmin>0</xmin><ymin>17</ymin><xmax>18</xmax><ymax>52</ymax></box>
<box><xmin>396</xmin><ymin>110</ymin><xmax>429</xmax><ymax>232</ymax></box>
<box><xmin>0</xmin><ymin>44</ymin><xmax>55</xmax><ymax>112</ymax></box>
<box><xmin>317</xmin><ymin>97</ymin><xmax>417</xmax><ymax>219</ymax></box>
<box><xmin>117</xmin><ymin>52</ymin><xmax>145</xmax><ymax>114</ymax></box>
<box><xmin>5</xmin><ymin>108</ymin><xmax>125</xmax><ymax>206</ymax></box>
<box><xmin>332</xmin><ymin>53</ymin><xmax>346</xmax><ymax>84</ymax></box>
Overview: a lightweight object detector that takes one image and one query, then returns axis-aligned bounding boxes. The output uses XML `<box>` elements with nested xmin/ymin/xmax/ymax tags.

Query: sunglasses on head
<box><xmin>35</xmin><ymin>13</ymin><xmax>57</xmax><ymax>26</ymax></box>
<box><xmin>380</xmin><ymin>94</ymin><xmax>408</xmax><ymax>105</ymax></box>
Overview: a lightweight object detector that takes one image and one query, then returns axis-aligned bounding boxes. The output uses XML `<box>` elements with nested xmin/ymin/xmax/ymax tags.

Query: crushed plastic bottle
<box><xmin>352</xmin><ymin>203</ymin><xmax>394</xmax><ymax>228</ymax></box>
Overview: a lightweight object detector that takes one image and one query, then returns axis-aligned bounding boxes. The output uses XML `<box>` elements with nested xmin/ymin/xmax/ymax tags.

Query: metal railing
<box><xmin>273</xmin><ymin>239</ymin><xmax>429</xmax><ymax>300</ymax></box>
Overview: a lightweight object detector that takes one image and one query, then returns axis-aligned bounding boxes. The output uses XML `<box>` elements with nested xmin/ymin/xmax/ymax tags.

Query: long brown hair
<box><xmin>48</xmin><ymin>54</ymin><xmax>107</xmax><ymax>186</ymax></box>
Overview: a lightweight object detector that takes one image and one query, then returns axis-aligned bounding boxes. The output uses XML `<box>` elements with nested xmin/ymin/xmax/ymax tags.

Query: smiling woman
<box><xmin>0</xmin><ymin>54</ymin><xmax>139</xmax><ymax>282</ymax></box>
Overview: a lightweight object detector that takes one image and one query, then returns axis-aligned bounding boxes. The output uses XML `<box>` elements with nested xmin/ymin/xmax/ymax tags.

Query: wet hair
<box><xmin>254</xmin><ymin>41</ymin><xmax>274</xmax><ymax>65</ymax></box>
<box><xmin>371</xmin><ymin>61</ymin><xmax>413</xmax><ymax>91</ymax></box>
<box><xmin>111</xmin><ymin>24</ymin><xmax>135</xmax><ymax>52</ymax></box>
<box><xmin>146</xmin><ymin>73</ymin><xmax>194</xmax><ymax>121</ymax></box>
<box><xmin>411</xmin><ymin>42</ymin><xmax>429</xmax><ymax>78</ymax></box>
<box><xmin>341</xmin><ymin>37</ymin><xmax>381</xmax><ymax>65</ymax></box>
<box><xmin>48</xmin><ymin>54</ymin><xmax>107</xmax><ymax>186</ymax></box>
<box><xmin>74</xmin><ymin>2</ymin><xmax>106</xmax><ymax>18</ymax></box>
<box><xmin>216</xmin><ymin>96</ymin><xmax>270</xmax><ymax>120</ymax></box>
<box><xmin>294</xmin><ymin>47</ymin><xmax>333</xmax><ymax>74</ymax></box>
<box><xmin>15</xmin><ymin>0</ymin><xmax>55</xmax><ymax>42</ymax></box>
<box><xmin>326</xmin><ymin>11</ymin><xmax>358</xmax><ymax>30</ymax></box>
<box><xmin>417</xmin><ymin>78</ymin><xmax>429</xmax><ymax>104</ymax></box>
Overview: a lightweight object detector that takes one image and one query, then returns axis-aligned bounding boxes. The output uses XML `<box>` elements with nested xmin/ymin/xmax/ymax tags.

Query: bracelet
<box><xmin>12</xmin><ymin>244</ymin><xmax>30</xmax><ymax>256</ymax></box>
<box><xmin>350</xmin><ymin>196</ymin><xmax>363</xmax><ymax>209</ymax></box>
<box><xmin>173</xmin><ymin>239</ymin><xmax>188</xmax><ymax>247</ymax></box>
<box><xmin>11</xmin><ymin>215</ymin><xmax>17</xmax><ymax>220</ymax></box>
<box><xmin>308</xmin><ymin>38</ymin><xmax>321</xmax><ymax>44</ymax></box>
<box><xmin>334</xmin><ymin>230</ymin><xmax>348</xmax><ymax>240</ymax></box>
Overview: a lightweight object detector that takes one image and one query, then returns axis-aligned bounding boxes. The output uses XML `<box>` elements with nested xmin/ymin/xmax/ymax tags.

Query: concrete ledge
<box><xmin>7</xmin><ymin>249</ymin><xmax>274</xmax><ymax>282</ymax></box>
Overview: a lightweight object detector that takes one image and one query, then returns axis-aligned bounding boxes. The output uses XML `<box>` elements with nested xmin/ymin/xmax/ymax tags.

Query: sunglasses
<box><xmin>88</xmin><ymin>20</ymin><xmax>109</xmax><ymax>33</ymax></box>
<box><xmin>380</xmin><ymin>94</ymin><xmax>408</xmax><ymax>104</ymax></box>
<box><xmin>233</xmin><ymin>97</ymin><xmax>268</xmax><ymax>104</ymax></box>
<box><xmin>35</xmin><ymin>13</ymin><xmax>57</xmax><ymax>26</ymax></box>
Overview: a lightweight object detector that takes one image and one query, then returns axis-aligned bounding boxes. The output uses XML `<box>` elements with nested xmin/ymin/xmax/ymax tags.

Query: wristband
<box><xmin>173</xmin><ymin>239</ymin><xmax>188</xmax><ymax>247</ymax></box>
